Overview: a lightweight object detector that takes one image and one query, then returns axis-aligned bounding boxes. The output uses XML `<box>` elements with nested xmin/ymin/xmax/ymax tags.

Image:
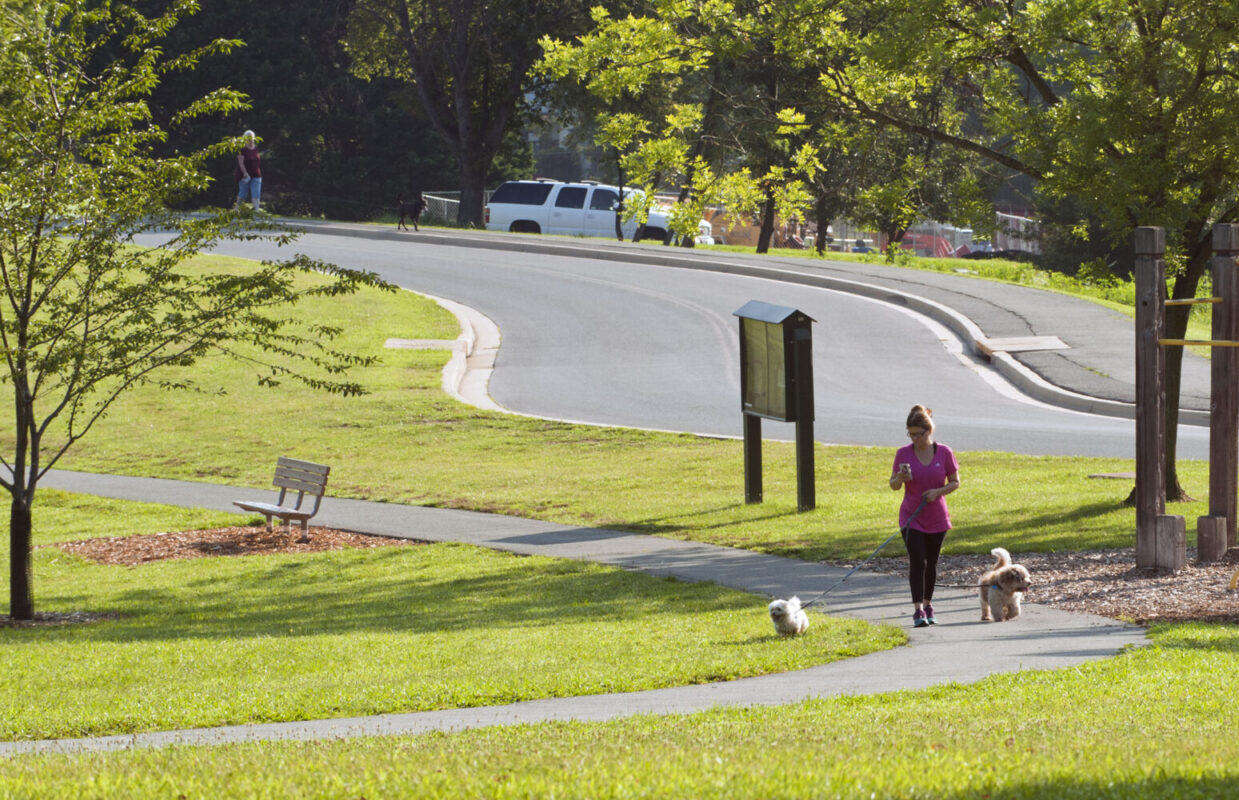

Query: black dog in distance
<box><xmin>398</xmin><ymin>193</ymin><xmax>428</xmax><ymax>231</ymax></box>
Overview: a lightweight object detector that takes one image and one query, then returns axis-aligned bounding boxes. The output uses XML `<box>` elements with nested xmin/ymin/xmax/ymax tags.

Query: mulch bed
<box><xmin>862</xmin><ymin>548</ymin><xmax>1239</xmax><ymax>625</ymax></box>
<box><xmin>45</xmin><ymin>524</ymin><xmax>427</xmax><ymax>567</ymax></box>
<box><xmin>0</xmin><ymin>611</ymin><xmax>122</xmax><ymax>630</ymax></box>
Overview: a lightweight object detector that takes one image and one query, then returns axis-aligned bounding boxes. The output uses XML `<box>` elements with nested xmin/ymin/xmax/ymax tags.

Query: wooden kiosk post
<box><xmin>1198</xmin><ymin>223</ymin><xmax>1239</xmax><ymax>561</ymax></box>
<box><xmin>1134</xmin><ymin>228</ymin><xmax>1186</xmax><ymax>569</ymax></box>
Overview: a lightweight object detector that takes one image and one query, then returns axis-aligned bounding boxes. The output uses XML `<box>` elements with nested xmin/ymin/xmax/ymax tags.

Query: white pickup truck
<box><xmin>484</xmin><ymin>179</ymin><xmax>710</xmax><ymax>243</ymax></box>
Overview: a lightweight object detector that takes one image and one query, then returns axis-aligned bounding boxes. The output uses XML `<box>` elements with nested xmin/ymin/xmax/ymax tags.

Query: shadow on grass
<box><xmin>32</xmin><ymin>548</ymin><xmax>756</xmax><ymax>644</ymax></box>
<box><xmin>952</xmin><ymin>501</ymin><xmax>1129</xmax><ymax>549</ymax></box>
<box><xmin>955</xmin><ymin>775</ymin><xmax>1239</xmax><ymax>799</ymax></box>
<box><xmin>618</xmin><ymin>504</ymin><xmax>803</xmax><ymax>534</ymax></box>
<box><xmin>493</xmin><ymin>528</ymin><xmax>634</xmax><ymax>546</ymax></box>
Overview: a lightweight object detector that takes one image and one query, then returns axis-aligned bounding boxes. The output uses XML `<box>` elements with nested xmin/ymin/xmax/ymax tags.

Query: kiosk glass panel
<box><xmin>741</xmin><ymin>318</ymin><xmax>787</xmax><ymax>419</ymax></box>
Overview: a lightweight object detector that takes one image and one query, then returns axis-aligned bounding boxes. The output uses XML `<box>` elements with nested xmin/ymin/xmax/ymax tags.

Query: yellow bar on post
<box><xmin>1159</xmin><ymin>339</ymin><xmax>1239</xmax><ymax>347</ymax></box>
<box><xmin>1164</xmin><ymin>297</ymin><xmax>1222</xmax><ymax>306</ymax></box>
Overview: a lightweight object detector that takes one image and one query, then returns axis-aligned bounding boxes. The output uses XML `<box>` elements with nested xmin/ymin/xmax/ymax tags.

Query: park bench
<box><xmin>233</xmin><ymin>457</ymin><xmax>330</xmax><ymax>543</ymax></box>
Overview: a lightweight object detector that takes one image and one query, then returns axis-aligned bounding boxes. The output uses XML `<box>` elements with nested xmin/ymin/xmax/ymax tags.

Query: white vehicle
<box><xmin>484</xmin><ymin>179</ymin><xmax>709</xmax><ymax>243</ymax></box>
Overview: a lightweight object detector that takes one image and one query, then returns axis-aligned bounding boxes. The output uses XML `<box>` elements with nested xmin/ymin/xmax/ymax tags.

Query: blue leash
<box><xmin>799</xmin><ymin>497</ymin><xmax>929</xmax><ymax>610</ymax></box>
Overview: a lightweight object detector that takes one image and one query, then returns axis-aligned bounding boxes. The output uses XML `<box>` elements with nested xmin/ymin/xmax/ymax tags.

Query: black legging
<box><xmin>901</xmin><ymin>528</ymin><xmax>947</xmax><ymax>604</ymax></box>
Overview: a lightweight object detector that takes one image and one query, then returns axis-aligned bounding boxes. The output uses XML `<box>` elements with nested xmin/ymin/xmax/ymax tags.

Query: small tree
<box><xmin>1</xmin><ymin>1</ymin><xmax>390</xmax><ymax>621</ymax></box>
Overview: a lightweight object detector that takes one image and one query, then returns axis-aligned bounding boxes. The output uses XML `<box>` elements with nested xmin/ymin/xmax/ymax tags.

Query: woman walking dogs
<box><xmin>890</xmin><ymin>405</ymin><xmax>960</xmax><ymax>627</ymax></box>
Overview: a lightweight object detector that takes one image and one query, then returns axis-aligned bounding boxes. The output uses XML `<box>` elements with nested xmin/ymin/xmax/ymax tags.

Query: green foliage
<box><xmin>537</xmin><ymin>0</ymin><xmax>842</xmax><ymax>245</ymax></box>
<box><xmin>1076</xmin><ymin>257</ymin><xmax>1121</xmax><ymax>289</ymax></box>
<box><xmin>0</xmin><ymin>1</ymin><xmax>391</xmax><ymax>618</ymax></box>
<box><xmin>347</xmin><ymin>0</ymin><xmax>601</xmax><ymax>224</ymax></box>
<box><xmin>144</xmin><ymin>0</ymin><xmax>458</xmax><ymax>219</ymax></box>
<box><xmin>835</xmin><ymin>0</ymin><xmax>1239</xmax><ymax>278</ymax></box>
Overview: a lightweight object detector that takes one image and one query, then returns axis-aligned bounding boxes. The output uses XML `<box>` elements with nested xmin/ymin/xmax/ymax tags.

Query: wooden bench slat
<box><xmin>233</xmin><ymin>501</ymin><xmax>313</xmax><ymax>520</ymax></box>
<box><xmin>276</xmin><ymin>457</ymin><xmax>331</xmax><ymax>475</ymax></box>
<box><xmin>272</xmin><ymin>475</ymin><xmax>329</xmax><ymax>494</ymax></box>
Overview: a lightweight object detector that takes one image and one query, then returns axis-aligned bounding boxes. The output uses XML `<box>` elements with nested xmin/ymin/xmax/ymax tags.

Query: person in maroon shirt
<box><xmin>235</xmin><ymin>130</ymin><xmax>263</xmax><ymax>211</ymax></box>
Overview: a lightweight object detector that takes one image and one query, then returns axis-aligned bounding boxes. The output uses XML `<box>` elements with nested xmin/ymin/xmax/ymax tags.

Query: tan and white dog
<box><xmin>980</xmin><ymin>547</ymin><xmax>1032</xmax><ymax>621</ymax></box>
<box><xmin>768</xmin><ymin>596</ymin><xmax>810</xmax><ymax>636</ymax></box>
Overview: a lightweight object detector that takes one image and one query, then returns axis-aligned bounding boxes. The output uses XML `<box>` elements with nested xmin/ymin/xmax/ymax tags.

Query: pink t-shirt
<box><xmin>892</xmin><ymin>442</ymin><xmax>958</xmax><ymax>533</ymax></box>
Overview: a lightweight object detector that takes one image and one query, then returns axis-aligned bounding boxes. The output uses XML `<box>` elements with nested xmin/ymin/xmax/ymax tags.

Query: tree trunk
<box><xmin>814</xmin><ymin>195</ymin><xmax>831</xmax><ymax>255</ymax></box>
<box><xmin>9</xmin><ymin>494</ymin><xmax>33</xmax><ymax>621</ymax></box>
<box><xmin>1124</xmin><ymin>240</ymin><xmax>1209</xmax><ymax>507</ymax></box>
<box><xmin>885</xmin><ymin>226</ymin><xmax>908</xmax><ymax>258</ymax></box>
<box><xmin>756</xmin><ymin>192</ymin><xmax>776</xmax><ymax>254</ymax></box>
<box><xmin>1161</xmin><ymin>250</ymin><xmax>1210</xmax><ymax>502</ymax></box>
<box><xmin>456</xmin><ymin>157</ymin><xmax>487</xmax><ymax>227</ymax></box>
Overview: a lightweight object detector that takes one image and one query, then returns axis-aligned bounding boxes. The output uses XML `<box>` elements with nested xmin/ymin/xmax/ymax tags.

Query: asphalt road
<box><xmin>180</xmin><ymin>232</ymin><xmax>1210</xmax><ymax>459</ymax></box>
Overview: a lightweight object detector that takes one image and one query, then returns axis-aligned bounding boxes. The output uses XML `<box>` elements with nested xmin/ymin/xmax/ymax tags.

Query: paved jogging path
<box><xmin>1</xmin><ymin>469</ymin><xmax>1146</xmax><ymax>756</ymax></box>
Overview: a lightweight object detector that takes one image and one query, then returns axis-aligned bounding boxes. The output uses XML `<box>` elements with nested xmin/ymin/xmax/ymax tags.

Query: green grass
<box><xmin>0</xmin><ymin>492</ymin><xmax>901</xmax><ymax>741</ymax></box>
<box><xmin>712</xmin><ymin>240</ymin><xmax>1133</xmax><ymax>304</ymax></box>
<box><xmin>2</xmin><ymin>623</ymin><xmax>1235</xmax><ymax>798</ymax></box>
<box><xmin>0</xmin><ymin>248</ymin><xmax>1232</xmax><ymax>794</ymax></box>
<box><xmin>9</xmin><ymin>253</ymin><xmax>1208</xmax><ymax>561</ymax></box>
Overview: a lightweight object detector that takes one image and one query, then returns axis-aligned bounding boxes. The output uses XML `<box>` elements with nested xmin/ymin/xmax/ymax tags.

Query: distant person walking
<box><xmin>889</xmin><ymin>404</ymin><xmax>960</xmax><ymax>627</ymax></box>
<box><xmin>235</xmin><ymin>130</ymin><xmax>262</xmax><ymax>211</ymax></box>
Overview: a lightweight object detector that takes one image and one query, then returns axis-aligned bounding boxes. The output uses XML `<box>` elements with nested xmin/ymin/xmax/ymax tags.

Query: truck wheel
<box><xmin>509</xmin><ymin>221</ymin><xmax>541</xmax><ymax>234</ymax></box>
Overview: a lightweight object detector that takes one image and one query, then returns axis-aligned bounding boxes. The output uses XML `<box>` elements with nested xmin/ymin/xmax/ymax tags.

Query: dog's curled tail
<box><xmin>990</xmin><ymin>547</ymin><xmax>1012</xmax><ymax>568</ymax></box>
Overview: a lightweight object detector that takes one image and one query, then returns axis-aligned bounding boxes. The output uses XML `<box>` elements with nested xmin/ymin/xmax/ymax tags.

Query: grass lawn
<box><xmin>1</xmin><ymin>622</ymin><xmax>1235</xmax><ymax>798</ymax></box>
<box><xmin>14</xmin><ymin>255</ymin><xmax>1210</xmax><ymax>563</ymax></box>
<box><xmin>0</xmin><ymin>247</ymin><xmax>1232</xmax><ymax>795</ymax></box>
<box><xmin>0</xmin><ymin>491</ymin><xmax>901</xmax><ymax>741</ymax></box>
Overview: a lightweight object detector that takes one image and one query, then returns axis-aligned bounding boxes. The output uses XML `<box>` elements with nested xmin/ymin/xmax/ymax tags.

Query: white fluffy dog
<box><xmin>979</xmin><ymin>547</ymin><xmax>1032</xmax><ymax>622</ymax></box>
<box><xmin>768</xmin><ymin>596</ymin><xmax>810</xmax><ymax>636</ymax></box>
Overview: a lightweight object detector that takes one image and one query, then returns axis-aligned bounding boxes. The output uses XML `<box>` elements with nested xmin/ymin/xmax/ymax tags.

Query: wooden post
<box><xmin>1134</xmin><ymin>227</ymin><xmax>1166</xmax><ymax>568</ymax></box>
<box><xmin>744</xmin><ymin>414</ymin><xmax>762</xmax><ymax>504</ymax></box>
<box><xmin>1197</xmin><ymin>516</ymin><xmax>1229</xmax><ymax>562</ymax></box>
<box><xmin>1155</xmin><ymin>515</ymin><xmax>1187</xmax><ymax>571</ymax></box>
<box><xmin>1211</xmin><ymin>223</ymin><xmax>1239</xmax><ymax>553</ymax></box>
<box><xmin>793</xmin><ymin>327</ymin><xmax>815</xmax><ymax>512</ymax></box>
